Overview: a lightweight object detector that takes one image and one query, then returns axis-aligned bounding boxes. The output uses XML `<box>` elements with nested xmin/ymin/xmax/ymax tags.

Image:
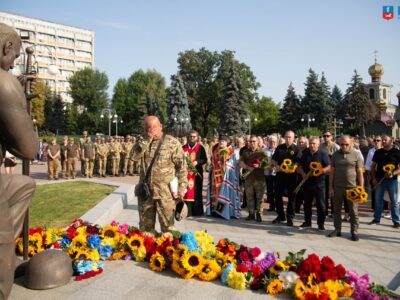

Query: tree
<box><xmin>250</xmin><ymin>96</ymin><xmax>280</xmax><ymax>135</ymax></box>
<box><xmin>111</xmin><ymin>78</ymin><xmax>129</xmax><ymax>135</ymax></box>
<box><xmin>279</xmin><ymin>83</ymin><xmax>301</xmax><ymax>134</ymax></box>
<box><xmin>343</xmin><ymin>70</ymin><xmax>376</xmax><ymax>137</ymax></box>
<box><xmin>68</xmin><ymin>67</ymin><xmax>109</xmax><ymax>133</ymax></box>
<box><xmin>31</xmin><ymin>79</ymin><xmax>50</xmax><ymax>126</ymax></box>
<box><xmin>319</xmin><ymin>72</ymin><xmax>333</xmax><ymax>127</ymax></box>
<box><xmin>301</xmin><ymin>69</ymin><xmax>330</xmax><ymax>130</ymax></box>
<box><xmin>330</xmin><ymin>85</ymin><xmax>345</xmax><ymax>120</ymax></box>
<box><xmin>166</xmin><ymin>74</ymin><xmax>191</xmax><ymax>136</ymax></box>
<box><xmin>218</xmin><ymin>59</ymin><xmax>246</xmax><ymax>136</ymax></box>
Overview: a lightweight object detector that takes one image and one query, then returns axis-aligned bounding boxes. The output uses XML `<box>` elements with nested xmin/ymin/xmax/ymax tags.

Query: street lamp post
<box><xmin>301</xmin><ymin>114</ymin><xmax>315</xmax><ymax>128</ymax></box>
<box><xmin>113</xmin><ymin>116</ymin><xmax>123</xmax><ymax>136</ymax></box>
<box><xmin>244</xmin><ymin>117</ymin><xmax>251</xmax><ymax>135</ymax></box>
<box><xmin>100</xmin><ymin>108</ymin><xmax>116</xmax><ymax>137</ymax></box>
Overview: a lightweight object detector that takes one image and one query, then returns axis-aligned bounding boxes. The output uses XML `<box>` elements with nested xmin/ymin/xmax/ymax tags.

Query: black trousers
<box><xmin>303</xmin><ymin>182</ymin><xmax>326</xmax><ymax>226</ymax></box>
<box><xmin>275</xmin><ymin>173</ymin><xmax>297</xmax><ymax>220</ymax></box>
<box><xmin>265</xmin><ymin>175</ymin><xmax>276</xmax><ymax>210</ymax></box>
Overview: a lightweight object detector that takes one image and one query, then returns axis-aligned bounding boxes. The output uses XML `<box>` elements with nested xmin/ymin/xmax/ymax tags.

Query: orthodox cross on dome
<box><xmin>373</xmin><ymin>50</ymin><xmax>378</xmax><ymax>63</ymax></box>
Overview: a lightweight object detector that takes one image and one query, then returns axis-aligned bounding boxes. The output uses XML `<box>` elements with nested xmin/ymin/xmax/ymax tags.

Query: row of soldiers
<box><xmin>47</xmin><ymin>131</ymin><xmax>139</xmax><ymax>180</ymax></box>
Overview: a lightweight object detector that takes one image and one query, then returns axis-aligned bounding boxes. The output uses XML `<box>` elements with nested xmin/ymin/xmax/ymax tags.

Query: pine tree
<box><xmin>219</xmin><ymin>60</ymin><xmax>246</xmax><ymax>136</ymax></box>
<box><xmin>279</xmin><ymin>82</ymin><xmax>301</xmax><ymax>133</ymax></box>
<box><xmin>166</xmin><ymin>74</ymin><xmax>191</xmax><ymax>136</ymax></box>
<box><xmin>319</xmin><ymin>72</ymin><xmax>332</xmax><ymax>128</ymax></box>
<box><xmin>343</xmin><ymin>70</ymin><xmax>376</xmax><ymax>137</ymax></box>
<box><xmin>330</xmin><ymin>85</ymin><xmax>345</xmax><ymax>120</ymax></box>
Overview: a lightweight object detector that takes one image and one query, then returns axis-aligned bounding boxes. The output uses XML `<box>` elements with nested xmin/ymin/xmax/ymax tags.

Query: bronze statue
<box><xmin>0</xmin><ymin>22</ymin><xmax>36</xmax><ymax>300</ymax></box>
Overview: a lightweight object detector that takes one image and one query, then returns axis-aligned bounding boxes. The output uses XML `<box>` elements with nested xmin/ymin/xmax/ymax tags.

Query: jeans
<box><xmin>374</xmin><ymin>179</ymin><xmax>400</xmax><ymax>224</ymax></box>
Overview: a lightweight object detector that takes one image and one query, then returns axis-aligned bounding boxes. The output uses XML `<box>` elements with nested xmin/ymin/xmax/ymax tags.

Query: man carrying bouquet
<box><xmin>328</xmin><ymin>136</ymin><xmax>364</xmax><ymax>241</ymax></box>
<box><xmin>369</xmin><ymin>135</ymin><xmax>400</xmax><ymax>228</ymax></box>
<box><xmin>240</xmin><ymin>135</ymin><xmax>268</xmax><ymax>222</ymax></box>
<box><xmin>271</xmin><ymin>130</ymin><xmax>302</xmax><ymax>226</ymax></box>
<box><xmin>297</xmin><ymin>137</ymin><xmax>330</xmax><ymax>230</ymax></box>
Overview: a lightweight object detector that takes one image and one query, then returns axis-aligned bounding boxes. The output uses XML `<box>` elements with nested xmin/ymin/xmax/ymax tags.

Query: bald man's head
<box><xmin>145</xmin><ymin>116</ymin><xmax>163</xmax><ymax>140</ymax></box>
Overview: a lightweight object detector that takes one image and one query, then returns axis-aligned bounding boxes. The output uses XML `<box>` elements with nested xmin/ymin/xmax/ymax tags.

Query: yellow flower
<box><xmin>337</xmin><ymin>282</ymin><xmax>354</xmax><ymax>298</ymax></box>
<box><xmin>360</xmin><ymin>192</ymin><xmax>368</xmax><ymax>203</ymax></box>
<box><xmin>74</xmin><ymin>249</ymin><xmax>90</xmax><ymax>260</ymax></box>
<box><xmin>102</xmin><ymin>236</ymin><xmax>118</xmax><ymax>249</ymax></box>
<box><xmin>346</xmin><ymin>189</ymin><xmax>357</xmax><ymax>200</ymax></box>
<box><xmin>109</xmin><ymin>250</ymin><xmax>130</xmax><ymax>260</ymax></box>
<box><xmin>309</xmin><ymin>162</ymin><xmax>320</xmax><ymax>170</ymax></box>
<box><xmin>181</xmin><ymin>252</ymin><xmax>204</xmax><ymax>274</ymax></box>
<box><xmin>165</xmin><ymin>246</ymin><xmax>175</xmax><ymax>261</ymax></box>
<box><xmin>383</xmin><ymin>164</ymin><xmax>395</xmax><ymax>172</ymax></box>
<box><xmin>312</xmin><ymin>168</ymin><xmax>323</xmax><ymax>177</ymax></box>
<box><xmin>197</xmin><ymin>259</ymin><xmax>221</xmax><ymax>281</ymax></box>
<box><xmin>76</xmin><ymin>226</ymin><xmax>88</xmax><ymax>237</ymax></box>
<box><xmin>269</xmin><ymin>261</ymin><xmax>289</xmax><ymax>275</ymax></box>
<box><xmin>86</xmin><ymin>248</ymin><xmax>101</xmax><ymax>261</ymax></box>
<box><xmin>307</xmin><ymin>273</ymin><xmax>317</xmax><ymax>287</ymax></box>
<box><xmin>101</xmin><ymin>225</ymin><xmax>119</xmax><ymax>239</ymax></box>
<box><xmin>70</xmin><ymin>234</ymin><xmax>87</xmax><ymax>249</ymax></box>
<box><xmin>127</xmin><ymin>235</ymin><xmax>144</xmax><ymax>252</ymax></box>
<box><xmin>172</xmin><ymin>244</ymin><xmax>188</xmax><ymax>261</ymax></box>
<box><xmin>44</xmin><ymin>228</ymin><xmax>59</xmax><ymax>246</ymax></box>
<box><xmin>227</xmin><ymin>270</ymin><xmax>246</xmax><ymax>290</ymax></box>
<box><xmin>283</xmin><ymin>159</ymin><xmax>292</xmax><ymax>166</ymax></box>
<box><xmin>171</xmin><ymin>260</ymin><xmax>187</xmax><ymax>277</ymax></box>
<box><xmin>294</xmin><ymin>279</ymin><xmax>306</xmax><ymax>300</ymax></box>
<box><xmin>266</xmin><ymin>279</ymin><xmax>283</xmax><ymax>295</ymax></box>
<box><xmin>132</xmin><ymin>246</ymin><xmax>147</xmax><ymax>262</ymax></box>
<box><xmin>355</xmin><ymin>186</ymin><xmax>364</xmax><ymax>194</ymax></box>
<box><xmin>322</xmin><ymin>280</ymin><xmax>341</xmax><ymax>300</ymax></box>
<box><xmin>182</xmin><ymin>269</ymin><xmax>196</xmax><ymax>280</ymax></box>
<box><xmin>150</xmin><ymin>253</ymin><xmax>166</xmax><ymax>272</ymax></box>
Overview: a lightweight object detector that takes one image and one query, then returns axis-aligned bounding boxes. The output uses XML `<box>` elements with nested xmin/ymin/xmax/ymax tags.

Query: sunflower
<box><xmin>110</xmin><ymin>250</ymin><xmax>130</xmax><ymax>260</ymax></box>
<box><xmin>294</xmin><ymin>279</ymin><xmax>307</xmax><ymax>300</ymax></box>
<box><xmin>172</xmin><ymin>244</ymin><xmax>188</xmax><ymax>261</ymax></box>
<box><xmin>313</xmin><ymin>168</ymin><xmax>323</xmax><ymax>177</ymax></box>
<box><xmin>70</xmin><ymin>234</ymin><xmax>87</xmax><ymax>249</ymax></box>
<box><xmin>44</xmin><ymin>228</ymin><xmax>59</xmax><ymax>246</ymax></box>
<box><xmin>355</xmin><ymin>186</ymin><xmax>364</xmax><ymax>194</ymax></box>
<box><xmin>360</xmin><ymin>192</ymin><xmax>368</xmax><ymax>203</ymax></box>
<box><xmin>310</xmin><ymin>162</ymin><xmax>319</xmax><ymax>169</ymax></box>
<box><xmin>280</xmin><ymin>164</ymin><xmax>289</xmax><ymax>172</ymax></box>
<box><xmin>283</xmin><ymin>159</ymin><xmax>291</xmax><ymax>166</ymax></box>
<box><xmin>127</xmin><ymin>235</ymin><xmax>144</xmax><ymax>252</ymax></box>
<box><xmin>165</xmin><ymin>246</ymin><xmax>175</xmax><ymax>261</ymax></box>
<box><xmin>181</xmin><ymin>252</ymin><xmax>204</xmax><ymax>274</ymax></box>
<box><xmin>321</xmin><ymin>279</ymin><xmax>341</xmax><ymax>300</ymax></box>
<box><xmin>101</xmin><ymin>225</ymin><xmax>119</xmax><ymax>239</ymax></box>
<box><xmin>76</xmin><ymin>226</ymin><xmax>88</xmax><ymax>237</ymax></box>
<box><xmin>227</xmin><ymin>269</ymin><xmax>246</xmax><ymax>290</ymax></box>
<box><xmin>171</xmin><ymin>260</ymin><xmax>187</xmax><ymax>277</ymax></box>
<box><xmin>337</xmin><ymin>282</ymin><xmax>353</xmax><ymax>298</ymax></box>
<box><xmin>197</xmin><ymin>259</ymin><xmax>221</xmax><ymax>281</ymax></box>
<box><xmin>74</xmin><ymin>249</ymin><xmax>90</xmax><ymax>260</ymax></box>
<box><xmin>269</xmin><ymin>261</ymin><xmax>289</xmax><ymax>275</ymax></box>
<box><xmin>383</xmin><ymin>164</ymin><xmax>396</xmax><ymax>172</ymax></box>
<box><xmin>266</xmin><ymin>279</ymin><xmax>283</xmax><ymax>295</ymax></box>
<box><xmin>150</xmin><ymin>253</ymin><xmax>166</xmax><ymax>272</ymax></box>
<box><xmin>132</xmin><ymin>246</ymin><xmax>147</xmax><ymax>262</ymax></box>
<box><xmin>86</xmin><ymin>248</ymin><xmax>101</xmax><ymax>261</ymax></box>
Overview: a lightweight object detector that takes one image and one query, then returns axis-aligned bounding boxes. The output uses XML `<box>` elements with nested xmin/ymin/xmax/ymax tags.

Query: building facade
<box><xmin>0</xmin><ymin>11</ymin><xmax>94</xmax><ymax>103</ymax></box>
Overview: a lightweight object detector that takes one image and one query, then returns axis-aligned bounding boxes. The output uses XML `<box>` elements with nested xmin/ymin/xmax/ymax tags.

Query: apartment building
<box><xmin>0</xmin><ymin>11</ymin><xmax>95</xmax><ymax>103</ymax></box>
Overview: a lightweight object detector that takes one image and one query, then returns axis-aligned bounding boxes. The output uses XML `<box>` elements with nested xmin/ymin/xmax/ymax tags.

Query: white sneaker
<box><xmin>383</xmin><ymin>214</ymin><xmax>392</xmax><ymax>219</ymax></box>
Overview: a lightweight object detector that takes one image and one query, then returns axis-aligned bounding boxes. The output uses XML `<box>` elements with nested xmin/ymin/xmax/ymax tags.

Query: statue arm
<box><xmin>0</xmin><ymin>74</ymin><xmax>36</xmax><ymax>160</ymax></box>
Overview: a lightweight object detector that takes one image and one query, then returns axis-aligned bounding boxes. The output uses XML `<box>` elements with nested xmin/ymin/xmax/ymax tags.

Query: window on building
<box><xmin>369</xmin><ymin>88</ymin><xmax>375</xmax><ymax>100</ymax></box>
<box><xmin>383</xmin><ymin>89</ymin><xmax>387</xmax><ymax>99</ymax></box>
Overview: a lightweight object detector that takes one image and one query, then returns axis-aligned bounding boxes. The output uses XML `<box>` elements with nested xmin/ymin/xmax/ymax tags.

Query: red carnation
<box><xmin>321</xmin><ymin>256</ymin><xmax>335</xmax><ymax>271</ymax></box>
<box><xmin>236</xmin><ymin>264</ymin><xmax>249</xmax><ymax>273</ymax></box>
<box><xmin>250</xmin><ymin>247</ymin><xmax>261</xmax><ymax>258</ymax></box>
<box><xmin>335</xmin><ymin>264</ymin><xmax>346</xmax><ymax>279</ymax></box>
<box><xmin>238</xmin><ymin>251</ymin><xmax>250</xmax><ymax>262</ymax></box>
<box><xmin>251</xmin><ymin>265</ymin><xmax>262</xmax><ymax>277</ymax></box>
<box><xmin>307</xmin><ymin>254</ymin><xmax>321</xmax><ymax>265</ymax></box>
<box><xmin>66</xmin><ymin>227</ymin><xmax>79</xmax><ymax>239</ymax></box>
<box><xmin>172</xmin><ymin>238</ymin><xmax>180</xmax><ymax>246</ymax></box>
<box><xmin>250</xmin><ymin>278</ymin><xmax>263</xmax><ymax>290</ymax></box>
<box><xmin>320</xmin><ymin>270</ymin><xmax>332</xmax><ymax>282</ymax></box>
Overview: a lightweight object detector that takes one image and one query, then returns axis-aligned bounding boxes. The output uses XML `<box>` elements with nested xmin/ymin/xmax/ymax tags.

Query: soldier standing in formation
<box><xmin>65</xmin><ymin>137</ymin><xmax>79</xmax><ymax>179</ymax></box>
<box><xmin>60</xmin><ymin>136</ymin><xmax>68</xmax><ymax>179</ymax></box>
<box><xmin>82</xmin><ymin>137</ymin><xmax>96</xmax><ymax>178</ymax></box>
<box><xmin>122</xmin><ymin>135</ymin><xmax>134</xmax><ymax>176</ymax></box>
<box><xmin>46</xmin><ymin>137</ymin><xmax>61</xmax><ymax>180</ymax></box>
<box><xmin>79</xmin><ymin>131</ymin><xmax>88</xmax><ymax>176</ymax></box>
<box><xmin>96</xmin><ymin>137</ymin><xmax>109</xmax><ymax>177</ymax></box>
<box><xmin>110</xmin><ymin>136</ymin><xmax>122</xmax><ymax>176</ymax></box>
<box><xmin>130</xmin><ymin>116</ymin><xmax>187</xmax><ymax>232</ymax></box>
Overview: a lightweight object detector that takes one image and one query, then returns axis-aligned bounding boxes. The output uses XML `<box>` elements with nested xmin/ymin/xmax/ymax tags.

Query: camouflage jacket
<box><xmin>130</xmin><ymin>134</ymin><xmax>187</xmax><ymax>197</ymax></box>
<box><xmin>123</xmin><ymin>142</ymin><xmax>134</xmax><ymax>157</ymax></box>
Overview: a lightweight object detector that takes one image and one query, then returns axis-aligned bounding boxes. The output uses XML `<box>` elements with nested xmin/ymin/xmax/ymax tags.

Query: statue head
<box><xmin>0</xmin><ymin>23</ymin><xmax>21</xmax><ymax>72</ymax></box>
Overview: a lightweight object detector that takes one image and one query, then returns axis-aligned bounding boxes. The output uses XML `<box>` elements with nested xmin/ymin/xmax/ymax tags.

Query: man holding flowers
<box><xmin>271</xmin><ymin>131</ymin><xmax>302</xmax><ymax>226</ymax></box>
<box><xmin>328</xmin><ymin>136</ymin><xmax>364</xmax><ymax>241</ymax></box>
<box><xmin>297</xmin><ymin>137</ymin><xmax>331</xmax><ymax>230</ymax></box>
<box><xmin>369</xmin><ymin>135</ymin><xmax>400</xmax><ymax>228</ymax></box>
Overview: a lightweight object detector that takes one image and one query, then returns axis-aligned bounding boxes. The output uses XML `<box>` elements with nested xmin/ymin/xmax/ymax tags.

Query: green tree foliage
<box><xmin>68</xmin><ymin>67</ymin><xmax>109</xmax><ymax>133</ymax></box>
<box><xmin>279</xmin><ymin>83</ymin><xmax>301</xmax><ymax>134</ymax></box>
<box><xmin>250</xmin><ymin>96</ymin><xmax>280</xmax><ymax>135</ymax></box>
<box><xmin>31</xmin><ymin>79</ymin><xmax>50</xmax><ymax>126</ymax></box>
<box><xmin>330</xmin><ymin>85</ymin><xmax>345</xmax><ymax>120</ymax></box>
<box><xmin>319</xmin><ymin>72</ymin><xmax>333</xmax><ymax>128</ymax></box>
<box><xmin>343</xmin><ymin>70</ymin><xmax>376</xmax><ymax>136</ymax></box>
<box><xmin>296</xmin><ymin>127</ymin><xmax>322</xmax><ymax>138</ymax></box>
<box><xmin>42</xmin><ymin>93</ymin><xmax>67</xmax><ymax>135</ymax></box>
<box><xmin>301</xmin><ymin>69</ymin><xmax>330</xmax><ymax>130</ymax></box>
<box><xmin>166</xmin><ymin>74</ymin><xmax>191</xmax><ymax>136</ymax></box>
<box><xmin>177</xmin><ymin>48</ymin><xmax>259</xmax><ymax>137</ymax></box>
<box><xmin>219</xmin><ymin>59</ymin><xmax>247</xmax><ymax>136</ymax></box>
<box><xmin>111</xmin><ymin>70</ymin><xmax>167</xmax><ymax>134</ymax></box>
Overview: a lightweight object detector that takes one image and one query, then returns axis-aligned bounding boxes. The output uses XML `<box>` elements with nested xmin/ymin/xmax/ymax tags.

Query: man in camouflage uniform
<box><xmin>110</xmin><ymin>136</ymin><xmax>122</xmax><ymax>176</ymax></box>
<box><xmin>96</xmin><ymin>137</ymin><xmax>109</xmax><ymax>177</ymax></box>
<box><xmin>65</xmin><ymin>137</ymin><xmax>79</xmax><ymax>179</ymax></box>
<box><xmin>82</xmin><ymin>137</ymin><xmax>96</xmax><ymax>178</ymax></box>
<box><xmin>93</xmin><ymin>136</ymin><xmax>100</xmax><ymax>176</ymax></box>
<box><xmin>79</xmin><ymin>131</ymin><xmax>88</xmax><ymax>176</ymax></box>
<box><xmin>240</xmin><ymin>135</ymin><xmax>267</xmax><ymax>222</ymax></box>
<box><xmin>60</xmin><ymin>136</ymin><xmax>68</xmax><ymax>178</ymax></box>
<box><xmin>131</xmin><ymin>136</ymin><xmax>138</xmax><ymax>175</ymax></box>
<box><xmin>130</xmin><ymin>116</ymin><xmax>187</xmax><ymax>232</ymax></box>
<box><xmin>122</xmin><ymin>135</ymin><xmax>133</xmax><ymax>176</ymax></box>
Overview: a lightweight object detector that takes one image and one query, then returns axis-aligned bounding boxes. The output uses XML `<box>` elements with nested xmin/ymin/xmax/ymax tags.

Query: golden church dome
<box><xmin>368</xmin><ymin>61</ymin><xmax>384</xmax><ymax>82</ymax></box>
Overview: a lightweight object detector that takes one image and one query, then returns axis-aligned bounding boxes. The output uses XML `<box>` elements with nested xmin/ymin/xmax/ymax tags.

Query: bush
<box><xmin>296</xmin><ymin>127</ymin><xmax>322</xmax><ymax>138</ymax></box>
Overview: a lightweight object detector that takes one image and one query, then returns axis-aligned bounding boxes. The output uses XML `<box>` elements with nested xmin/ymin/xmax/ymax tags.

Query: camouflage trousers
<box><xmin>138</xmin><ymin>194</ymin><xmax>175</xmax><ymax>233</ymax></box>
<box><xmin>61</xmin><ymin>157</ymin><xmax>67</xmax><ymax>178</ymax></box>
<box><xmin>97</xmin><ymin>158</ymin><xmax>107</xmax><ymax>176</ymax></box>
<box><xmin>47</xmin><ymin>158</ymin><xmax>59</xmax><ymax>179</ymax></box>
<box><xmin>84</xmin><ymin>158</ymin><xmax>95</xmax><ymax>178</ymax></box>
<box><xmin>244</xmin><ymin>179</ymin><xmax>266</xmax><ymax>214</ymax></box>
<box><xmin>67</xmin><ymin>158</ymin><xmax>76</xmax><ymax>179</ymax></box>
<box><xmin>111</xmin><ymin>157</ymin><xmax>120</xmax><ymax>176</ymax></box>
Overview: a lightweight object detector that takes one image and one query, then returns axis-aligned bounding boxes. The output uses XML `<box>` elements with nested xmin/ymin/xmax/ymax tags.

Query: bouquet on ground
<box><xmin>280</xmin><ymin>159</ymin><xmax>297</xmax><ymax>174</ymax></box>
<box><xmin>243</xmin><ymin>157</ymin><xmax>270</xmax><ymax>180</ymax></box>
<box><xmin>346</xmin><ymin>185</ymin><xmax>368</xmax><ymax>204</ymax></box>
<box><xmin>293</xmin><ymin>162</ymin><xmax>324</xmax><ymax>194</ymax></box>
<box><xmin>184</xmin><ymin>153</ymin><xmax>202</xmax><ymax>178</ymax></box>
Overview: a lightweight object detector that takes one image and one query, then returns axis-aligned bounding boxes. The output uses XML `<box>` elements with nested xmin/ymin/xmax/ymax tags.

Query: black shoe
<box><xmin>241</xmin><ymin>202</ymin><xmax>247</xmax><ymax>209</ymax></box>
<box><xmin>327</xmin><ymin>230</ymin><xmax>341</xmax><ymax>238</ymax></box>
<box><xmin>246</xmin><ymin>214</ymin><xmax>255</xmax><ymax>221</ymax></box>
<box><xmin>318</xmin><ymin>225</ymin><xmax>325</xmax><ymax>231</ymax></box>
<box><xmin>351</xmin><ymin>233</ymin><xmax>359</xmax><ymax>241</ymax></box>
<box><xmin>267</xmin><ymin>207</ymin><xmax>275</xmax><ymax>212</ymax></box>
<box><xmin>368</xmin><ymin>219</ymin><xmax>380</xmax><ymax>225</ymax></box>
<box><xmin>272</xmin><ymin>217</ymin><xmax>285</xmax><ymax>224</ymax></box>
<box><xmin>394</xmin><ymin>223</ymin><xmax>400</xmax><ymax>228</ymax></box>
<box><xmin>256</xmin><ymin>213</ymin><xmax>262</xmax><ymax>223</ymax></box>
<box><xmin>298</xmin><ymin>222</ymin><xmax>311</xmax><ymax>229</ymax></box>
<box><xmin>287</xmin><ymin>219</ymin><xmax>293</xmax><ymax>227</ymax></box>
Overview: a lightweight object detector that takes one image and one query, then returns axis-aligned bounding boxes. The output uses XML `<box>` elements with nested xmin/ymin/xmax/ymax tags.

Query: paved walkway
<box><xmin>7</xmin><ymin>162</ymin><xmax>400</xmax><ymax>299</ymax></box>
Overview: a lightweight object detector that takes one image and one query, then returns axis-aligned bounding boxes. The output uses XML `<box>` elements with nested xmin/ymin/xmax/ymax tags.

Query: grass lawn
<box><xmin>29</xmin><ymin>181</ymin><xmax>116</xmax><ymax>228</ymax></box>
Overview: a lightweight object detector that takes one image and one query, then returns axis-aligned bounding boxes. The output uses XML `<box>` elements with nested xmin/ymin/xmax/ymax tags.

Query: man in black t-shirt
<box><xmin>370</xmin><ymin>135</ymin><xmax>400</xmax><ymax>228</ymax></box>
<box><xmin>297</xmin><ymin>137</ymin><xmax>330</xmax><ymax>230</ymax></box>
<box><xmin>271</xmin><ymin>131</ymin><xmax>302</xmax><ymax>226</ymax></box>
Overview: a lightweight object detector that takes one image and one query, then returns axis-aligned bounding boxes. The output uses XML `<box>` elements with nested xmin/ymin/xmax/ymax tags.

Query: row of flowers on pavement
<box><xmin>15</xmin><ymin>219</ymin><xmax>398</xmax><ymax>299</ymax></box>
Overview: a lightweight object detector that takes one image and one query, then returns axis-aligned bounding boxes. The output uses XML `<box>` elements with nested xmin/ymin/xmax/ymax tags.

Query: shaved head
<box><xmin>145</xmin><ymin>116</ymin><xmax>163</xmax><ymax>139</ymax></box>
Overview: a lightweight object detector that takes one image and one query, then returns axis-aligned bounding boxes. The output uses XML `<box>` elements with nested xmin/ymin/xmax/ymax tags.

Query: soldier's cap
<box><xmin>175</xmin><ymin>199</ymin><xmax>188</xmax><ymax>221</ymax></box>
<box><xmin>83</xmin><ymin>131</ymin><xmax>88</xmax><ymax>135</ymax></box>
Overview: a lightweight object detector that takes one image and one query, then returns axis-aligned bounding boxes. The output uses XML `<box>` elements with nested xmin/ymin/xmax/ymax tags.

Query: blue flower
<box><xmin>60</xmin><ymin>237</ymin><xmax>72</xmax><ymax>248</ymax></box>
<box><xmin>75</xmin><ymin>259</ymin><xmax>88</xmax><ymax>275</ymax></box>
<box><xmin>87</xmin><ymin>234</ymin><xmax>101</xmax><ymax>249</ymax></box>
<box><xmin>180</xmin><ymin>232</ymin><xmax>200</xmax><ymax>253</ymax></box>
<box><xmin>99</xmin><ymin>245</ymin><xmax>114</xmax><ymax>260</ymax></box>
<box><xmin>221</xmin><ymin>263</ymin><xmax>234</xmax><ymax>285</ymax></box>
